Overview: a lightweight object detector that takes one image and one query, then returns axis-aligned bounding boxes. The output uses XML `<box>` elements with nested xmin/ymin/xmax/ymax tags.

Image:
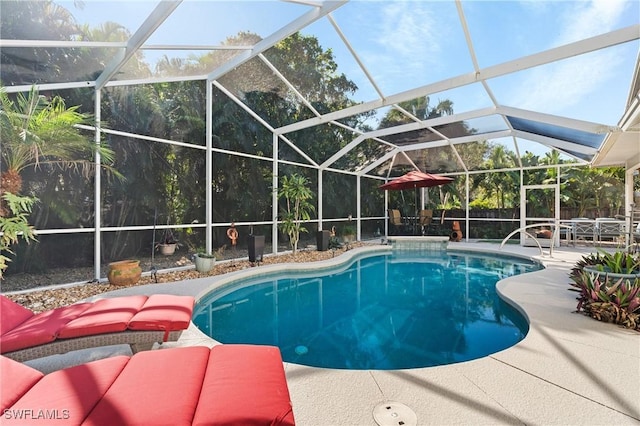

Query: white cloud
<box><xmin>359</xmin><ymin>1</ymin><xmax>447</xmax><ymax>89</ymax></box>
<box><xmin>557</xmin><ymin>0</ymin><xmax>628</xmax><ymax>45</ymax></box>
<box><xmin>508</xmin><ymin>49</ymin><xmax>621</xmax><ymax>115</ymax></box>
<box><xmin>376</xmin><ymin>2</ymin><xmax>440</xmax><ymax>57</ymax></box>
<box><xmin>507</xmin><ymin>0</ymin><xmax>628</xmax><ymax>116</ymax></box>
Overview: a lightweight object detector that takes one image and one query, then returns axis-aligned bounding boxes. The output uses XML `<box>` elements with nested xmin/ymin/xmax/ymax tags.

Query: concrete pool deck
<box><xmin>25</xmin><ymin>242</ymin><xmax>640</xmax><ymax>425</ymax></box>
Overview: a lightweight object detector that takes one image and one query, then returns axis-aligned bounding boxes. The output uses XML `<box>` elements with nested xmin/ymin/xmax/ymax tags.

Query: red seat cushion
<box><xmin>128</xmin><ymin>295</ymin><xmax>195</xmax><ymax>335</ymax></box>
<box><xmin>192</xmin><ymin>344</ymin><xmax>295</xmax><ymax>426</ymax></box>
<box><xmin>0</xmin><ymin>296</ymin><xmax>34</xmax><ymax>335</ymax></box>
<box><xmin>0</xmin><ymin>356</ymin><xmax>44</xmax><ymax>410</ymax></box>
<box><xmin>83</xmin><ymin>346</ymin><xmax>210</xmax><ymax>426</ymax></box>
<box><xmin>4</xmin><ymin>356</ymin><xmax>129</xmax><ymax>425</ymax></box>
<box><xmin>1</xmin><ymin>303</ymin><xmax>92</xmax><ymax>354</ymax></box>
<box><xmin>57</xmin><ymin>295</ymin><xmax>148</xmax><ymax>339</ymax></box>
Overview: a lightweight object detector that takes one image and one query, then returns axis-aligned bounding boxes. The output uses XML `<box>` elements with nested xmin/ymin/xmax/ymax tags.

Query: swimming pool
<box><xmin>193</xmin><ymin>250</ymin><xmax>542</xmax><ymax>370</ymax></box>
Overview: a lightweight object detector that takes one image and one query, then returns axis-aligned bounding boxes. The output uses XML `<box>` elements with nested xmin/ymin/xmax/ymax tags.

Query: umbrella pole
<box><xmin>414</xmin><ymin>185</ymin><xmax>418</xmax><ymax>235</ymax></box>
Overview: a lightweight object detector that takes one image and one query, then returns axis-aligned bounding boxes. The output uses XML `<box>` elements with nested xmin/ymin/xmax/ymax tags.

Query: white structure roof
<box><xmin>1</xmin><ymin>0</ymin><xmax>639</xmax><ymax>174</ymax></box>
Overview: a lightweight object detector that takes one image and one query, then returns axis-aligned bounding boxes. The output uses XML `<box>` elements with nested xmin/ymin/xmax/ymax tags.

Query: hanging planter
<box><xmin>158</xmin><ymin>243</ymin><xmax>177</xmax><ymax>256</ymax></box>
<box><xmin>155</xmin><ymin>226</ymin><xmax>178</xmax><ymax>256</ymax></box>
<box><xmin>107</xmin><ymin>260</ymin><xmax>142</xmax><ymax>286</ymax></box>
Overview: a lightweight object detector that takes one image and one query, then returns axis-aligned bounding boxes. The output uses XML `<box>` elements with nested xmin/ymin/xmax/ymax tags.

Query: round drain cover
<box><xmin>373</xmin><ymin>401</ymin><xmax>417</xmax><ymax>426</ymax></box>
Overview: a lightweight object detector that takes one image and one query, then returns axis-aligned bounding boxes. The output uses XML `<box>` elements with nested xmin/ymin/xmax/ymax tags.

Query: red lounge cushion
<box><xmin>4</xmin><ymin>356</ymin><xmax>129</xmax><ymax>425</ymax></box>
<box><xmin>83</xmin><ymin>346</ymin><xmax>210</xmax><ymax>426</ymax></box>
<box><xmin>0</xmin><ymin>303</ymin><xmax>92</xmax><ymax>354</ymax></box>
<box><xmin>1</xmin><ymin>296</ymin><xmax>34</xmax><ymax>335</ymax></box>
<box><xmin>58</xmin><ymin>295</ymin><xmax>148</xmax><ymax>339</ymax></box>
<box><xmin>193</xmin><ymin>344</ymin><xmax>295</xmax><ymax>426</ymax></box>
<box><xmin>128</xmin><ymin>295</ymin><xmax>195</xmax><ymax>335</ymax></box>
<box><xmin>0</xmin><ymin>356</ymin><xmax>43</xmax><ymax>410</ymax></box>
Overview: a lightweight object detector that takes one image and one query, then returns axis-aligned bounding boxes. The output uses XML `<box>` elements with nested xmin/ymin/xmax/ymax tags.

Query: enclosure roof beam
<box><xmin>95</xmin><ymin>0</ymin><xmax>182</xmax><ymax>90</ymax></box>
<box><xmin>206</xmin><ymin>1</ymin><xmax>347</xmax><ymax>82</ymax></box>
<box><xmin>276</xmin><ymin>25</ymin><xmax>639</xmax><ymax>135</ymax></box>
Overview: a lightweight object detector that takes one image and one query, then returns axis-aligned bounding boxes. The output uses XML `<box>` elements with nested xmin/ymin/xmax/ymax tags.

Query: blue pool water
<box><xmin>193</xmin><ymin>250</ymin><xmax>542</xmax><ymax>370</ymax></box>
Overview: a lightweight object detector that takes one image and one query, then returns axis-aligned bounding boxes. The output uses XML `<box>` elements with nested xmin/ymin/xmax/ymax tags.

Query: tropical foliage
<box><xmin>278</xmin><ymin>174</ymin><xmax>315</xmax><ymax>254</ymax></box>
<box><xmin>0</xmin><ymin>0</ymin><xmax>630</xmax><ymax>277</ymax></box>
<box><xmin>569</xmin><ymin>252</ymin><xmax>640</xmax><ymax>331</ymax></box>
<box><xmin>0</xmin><ymin>193</ymin><xmax>37</xmax><ymax>279</ymax></box>
<box><xmin>0</xmin><ymin>86</ymin><xmax>118</xmax><ymax>213</ymax></box>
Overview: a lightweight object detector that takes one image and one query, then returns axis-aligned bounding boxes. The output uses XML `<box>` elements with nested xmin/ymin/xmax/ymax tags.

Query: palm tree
<box><xmin>0</xmin><ymin>86</ymin><xmax>118</xmax><ymax>215</ymax></box>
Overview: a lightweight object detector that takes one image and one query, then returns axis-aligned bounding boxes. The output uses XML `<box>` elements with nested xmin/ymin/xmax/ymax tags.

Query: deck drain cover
<box><xmin>373</xmin><ymin>401</ymin><xmax>417</xmax><ymax>426</ymax></box>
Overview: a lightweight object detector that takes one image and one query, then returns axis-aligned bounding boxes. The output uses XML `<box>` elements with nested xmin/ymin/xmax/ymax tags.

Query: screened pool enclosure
<box><xmin>1</xmin><ymin>0</ymin><xmax>639</xmax><ymax>284</ymax></box>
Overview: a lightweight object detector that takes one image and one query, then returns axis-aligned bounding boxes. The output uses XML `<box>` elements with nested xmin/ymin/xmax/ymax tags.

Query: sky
<box><xmin>60</xmin><ymin>0</ymin><xmax>639</xmax><ymax>156</ymax></box>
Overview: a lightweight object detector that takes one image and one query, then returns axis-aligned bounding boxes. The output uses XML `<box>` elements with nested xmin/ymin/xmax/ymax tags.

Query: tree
<box><xmin>0</xmin><ymin>1</ymin><xmax>80</xmax><ymax>85</ymax></box>
<box><xmin>278</xmin><ymin>174</ymin><xmax>315</xmax><ymax>254</ymax></box>
<box><xmin>472</xmin><ymin>145</ymin><xmax>519</xmax><ymax>210</ymax></box>
<box><xmin>0</xmin><ymin>86</ymin><xmax>118</xmax><ymax>215</ymax></box>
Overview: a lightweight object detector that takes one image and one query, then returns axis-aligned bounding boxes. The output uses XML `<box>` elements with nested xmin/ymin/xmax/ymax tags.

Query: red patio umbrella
<box><xmin>378</xmin><ymin>170</ymin><xmax>453</xmax><ymax>190</ymax></box>
<box><xmin>379</xmin><ymin>171</ymin><xmax>454</xmax><ymax>233</ymax></box>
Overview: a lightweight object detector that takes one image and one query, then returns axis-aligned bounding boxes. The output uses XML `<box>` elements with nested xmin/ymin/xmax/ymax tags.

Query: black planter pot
<box><xmin>316</xmin><ymin>230</ymin><xmax>330</xmax><ymax>251</ymax></box>
<box><xmin>248</xmin><ymin>234</ymin><xmax>265</xmax><ymax>263</ymax></box>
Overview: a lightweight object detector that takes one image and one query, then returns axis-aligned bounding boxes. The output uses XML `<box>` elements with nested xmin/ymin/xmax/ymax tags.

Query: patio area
<box><xmin>24</xmin><ymin>242</ymin><xmax>640</xmax><ymax>425</ymax></box>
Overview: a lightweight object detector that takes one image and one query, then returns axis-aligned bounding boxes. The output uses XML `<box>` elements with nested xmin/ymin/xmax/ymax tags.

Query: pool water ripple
<box><xmin>193</xmin><ymin>251</ymin><xmax>541</xmax><ymax>370</ymax></box>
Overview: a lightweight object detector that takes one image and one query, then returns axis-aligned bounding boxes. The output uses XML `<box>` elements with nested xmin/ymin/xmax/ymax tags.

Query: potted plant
<box><xmin>193</xmin><ymin>252</ymin><xmax>216</xmax><ymax>273</ymax></box>
<box><xmin>569</xmin><ymin>250</ymin><xmax>640</xmax><ymax>330</ymax></box>
<box><xmin>342</xmin><ymin>225</ymin><xmax>356</xmax><ymax>243</ymax></box>
<box><xmin>278</xmin><ymin>174</ymin><xmax>315</xmax><ymax>255</ymax></box>
<box><xmin>581</xmin><ymin>250</ymin><xmax>640</xmax><ymax>279</ymax></box>
<box><xmin>156</xmin><ymin>227</ymin><xmax>178</xmax><ymax>256</ymax></box>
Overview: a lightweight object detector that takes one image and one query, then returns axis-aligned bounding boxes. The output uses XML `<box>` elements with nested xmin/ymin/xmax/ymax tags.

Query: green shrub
<box><xmin>569</xmin><ymin>251</ymin><xmax>640</xmax><ymax>331</ymax></box>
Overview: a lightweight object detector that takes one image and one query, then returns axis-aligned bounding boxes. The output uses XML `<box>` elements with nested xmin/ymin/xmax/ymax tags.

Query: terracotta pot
<box><xmin>107</xmin><ymin>260</ymin><xmax>142</xmax><ymax>286</ymax></box>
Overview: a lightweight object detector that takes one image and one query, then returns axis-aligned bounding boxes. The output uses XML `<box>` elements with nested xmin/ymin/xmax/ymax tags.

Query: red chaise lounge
<box><xmin>1</xmin><ymin>344</ymin><xmax>295</xmax><ymax>425</ymax></box>
<box><xmin>1</xmin><ymin>294</ymin><xmax>195</xmax><ymax>361</ymax></box>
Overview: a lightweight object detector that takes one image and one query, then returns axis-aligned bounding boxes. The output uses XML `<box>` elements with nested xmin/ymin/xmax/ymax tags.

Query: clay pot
<box><xmin>158</xmin><ymin>243</ymin><xmax>176</xmax><ymax>255</ymax></box>
<box><xmin>107</xmin><ymin>260</ymin><xmax>142</xmax><ymax>286</ymax></box>
<box><xmin>450</xmin><ymin>221</ymin><xmax>463</xmax><ymax>241</ymax></box>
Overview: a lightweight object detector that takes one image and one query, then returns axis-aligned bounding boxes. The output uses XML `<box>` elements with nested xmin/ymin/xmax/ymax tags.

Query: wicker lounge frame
<box><xmin>2</xmin><ymin>329</ymin><xmax>184</xmax><ymax>362</ymax></box>
<box><xmin>1</xmin><ymin>294</ymin><xmax>194</xmax><ymax>362</ymax></box>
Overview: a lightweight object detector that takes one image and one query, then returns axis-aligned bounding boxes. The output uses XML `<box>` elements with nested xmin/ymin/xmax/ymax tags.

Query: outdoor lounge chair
<box><xmin>1</xmin><ymin>344</ymin><xmax>295</xmax><ymax>425</ymax></box>
<box><xmin>0</xmin><ymin>294</ymin><xmax>194</xmax><ymax>362</ymax></box>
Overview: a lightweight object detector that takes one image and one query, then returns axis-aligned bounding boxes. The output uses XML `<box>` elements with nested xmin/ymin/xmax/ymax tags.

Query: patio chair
<box><xmin>1</xmin><ymin>344</ymin><xmax>295</xmax><ymax>425</ymax></box>
<box><xmin>388</xmin><ymin>209</ymin><xmax>407</xmax><ymax>235</ymax></box>
<box><xmin>570</xmin><ymin>218</ymin><xmax>595</xmax><ymax>245</ymax></box>
<box><xmin>425</xmin><ymin>209</ymin><xmax>448</xmax><ymax>236</ymax></box>
<box><xmin>0</xmin><ymin>294</ymin><xmax>194</xmax><ymax>362</ymax></box>
<box><xmin>418</xmin><ymin>209</ymin><xmax>433</xmax><ymax>235</ymax></box>
<box><xmin>595</xmin><ymin>218</ymin><xmax>625</xmax><ymax>245</ymax></box>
